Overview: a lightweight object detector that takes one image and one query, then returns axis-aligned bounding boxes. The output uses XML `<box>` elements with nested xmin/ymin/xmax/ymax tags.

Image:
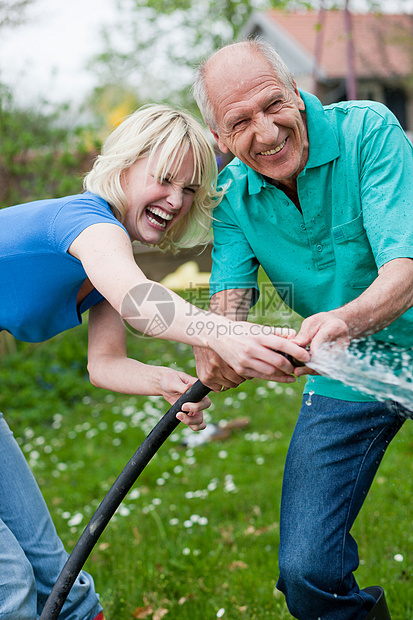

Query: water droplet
<box><xmin>305</xmin><ymin>390</ymin><xmax>315</xmax><ymax>406</ymax></box>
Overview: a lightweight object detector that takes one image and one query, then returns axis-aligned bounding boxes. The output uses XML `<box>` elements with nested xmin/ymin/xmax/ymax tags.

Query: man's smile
<box><xmin>259</xmin><ymin>138</ymin><xmax>287</xmax><ymax>156</ymax></box>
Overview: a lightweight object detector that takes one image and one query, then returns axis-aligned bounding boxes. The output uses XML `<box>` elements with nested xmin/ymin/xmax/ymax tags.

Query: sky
<box><xmin>0</xmin><ymin>0</ymin><xmax>118</xmax><ymax>106</ymax></box>
<box><xmin>1</xmin><ymin>0</ymin><xmax>413</xmax><ymax>107</ymax></box>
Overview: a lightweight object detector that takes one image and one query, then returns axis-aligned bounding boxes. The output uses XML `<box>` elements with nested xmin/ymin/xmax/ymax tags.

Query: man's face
<box><xmin>208</xmin><ymin>53</ymin><xmax>309</xmax><ymax>183</ymax></box>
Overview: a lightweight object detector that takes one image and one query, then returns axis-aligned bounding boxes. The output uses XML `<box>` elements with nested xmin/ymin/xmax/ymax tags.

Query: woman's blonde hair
<box><xmin>84</xmin><ymin>104</ymin><xmax>223</xmax><ymax>252</ymax></box>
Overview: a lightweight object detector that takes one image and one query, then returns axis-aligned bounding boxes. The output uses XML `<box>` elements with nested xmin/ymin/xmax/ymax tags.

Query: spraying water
<box><xmin>306</xmin><ymin>338</ymin><xmax>413</xmax><ymax>416</ymax></box>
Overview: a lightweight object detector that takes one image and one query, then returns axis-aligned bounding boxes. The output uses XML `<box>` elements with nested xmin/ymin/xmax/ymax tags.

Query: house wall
<box><xmin>242</xmin><ymin>12</ymin><xmax>413</xmax><ymax>136</ymax></box>
<box><xmin>297</xmin><ymin>76</ymin><xmax>413</xmax><ymax>137</ymax></box>
<box><xmin>357</xmin><ymin>80</ymin><xmax>383</xmax><ymax>102</ymax></box>
<box><xmin>356</xmin><ymin>79</ymin><xmax>413</xmax><ymax>136</ymax></box>
<box><xmin>294</xmin><ymin>75</ymin><xmax>316</xmax><ymax>94</ymax></box>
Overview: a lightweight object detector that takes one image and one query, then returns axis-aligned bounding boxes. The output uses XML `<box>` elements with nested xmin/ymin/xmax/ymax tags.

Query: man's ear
<box><xmin>210</xmin><ymin>128</ymin><xmax>230</xmax><ymax>154</ymax></box>
<box><xmin>292</xmin><ymin>80</ymin><xmax>306</xmax><ymax>112</ymax></box>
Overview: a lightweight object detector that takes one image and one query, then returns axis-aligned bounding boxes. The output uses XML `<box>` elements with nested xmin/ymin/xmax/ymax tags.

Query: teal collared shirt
<box><xmin>210</xmin><ymin>91</ymin><xmax>413</xmax><ymax>401</ymax></box>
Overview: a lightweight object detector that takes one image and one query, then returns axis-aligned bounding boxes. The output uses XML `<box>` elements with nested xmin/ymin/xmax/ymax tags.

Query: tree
<box><xmin>84</xmin><ymin>82</ymin><xmax>144</xmax><ymax>131</ymax></box>
<box><xmin>89</xmin><ymin>0</ymin><xmax>300</xmax><ymax>113</ymax></box>
<box><xmin>0</xmin><ymin>84</ymin><xmax>100</xmax><ymax>208</ymax></box>
<box><xmin>0</xmin><ymin>1</ymin><xmax>99</xmax><ymax>208</ymax></box>
<box><xmin>90</xmin><ymin>0</ymin><xmax>403</xmax><ymax>114</ymax></box>
<box><xmin>0</xmin><ymin>0</ymin><xmax>34</xmax><ymax>30</ymax></box>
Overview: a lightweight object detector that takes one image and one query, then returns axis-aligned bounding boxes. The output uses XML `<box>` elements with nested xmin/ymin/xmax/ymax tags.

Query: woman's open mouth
<box><xmin>145</xmin><ymin>206</ymin><xmax>173</xmax><ymax>230</ymax></box>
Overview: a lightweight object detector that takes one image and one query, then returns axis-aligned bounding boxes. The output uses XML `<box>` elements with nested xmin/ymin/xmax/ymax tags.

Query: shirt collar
<box><xmin>300</xmin><ymin>90</ymin><xmax>340</xmax><ymax>169</ymax></box>
<box><xmin>245</xmin><ymin>90</ymin><xmax>340</xmax><ymax>195</ymax></box>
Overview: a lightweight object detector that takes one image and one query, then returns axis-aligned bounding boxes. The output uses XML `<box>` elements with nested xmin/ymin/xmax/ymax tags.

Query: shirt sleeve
<box><xmin>49</xmin><ymin>193</ymin><xmax>129</xmax><ymax>254</ymax></box>
<box><xmin>360</xmin><ymin>112</ymin><xmax>413</xmax><ymax>269</ymax></box>
<box><xmin>210</xmin><ymin>195</ymin><xmax>260</xmax><ymax>304</ymax></box>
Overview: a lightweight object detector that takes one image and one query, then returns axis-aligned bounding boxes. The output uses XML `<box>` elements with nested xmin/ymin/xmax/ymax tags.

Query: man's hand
<box><xmin>294</xmin><ymin>312</ymin><xmax>350</xmax><ymax>349</ymax></box>
<box><xmin>292</xmin><ymin>312</ymin><xmax>350</xmax><ymax>377</ymax></box>
<box><xmin>194</xmin><ymin>288</ymin><xmax>251</xmax><ymax>392</ymax></box>
<box><xmin>195</xmin><ymin>326</ymin><xmax>310</xmax><ymax>390</ymax></box>
<box><xmin>194</xmin><ymin>345</ymin><xmax>246</xmax><ymax>392</ymax></box>
<box><xmin>195</xmin><ymin>289</ymin><xmax>310</xmax><ymax>389</ymax></box>
<box><xmin>291</xmin><ymin>258</ymin><xmax>413</xmax><ymax>377</ymax></box>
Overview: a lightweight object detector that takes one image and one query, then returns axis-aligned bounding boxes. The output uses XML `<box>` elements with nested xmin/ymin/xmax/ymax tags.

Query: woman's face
<box><xmin>121</xmin><ymin>147</ymin><xmax>199</xmax><ymax>244</ymax></box>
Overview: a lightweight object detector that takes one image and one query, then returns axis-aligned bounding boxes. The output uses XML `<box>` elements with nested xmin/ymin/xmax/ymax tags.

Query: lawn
<box><xmin>1</xmin><ymin>309</ymin><xmax>412</xmax><ymax>619</ymax></box>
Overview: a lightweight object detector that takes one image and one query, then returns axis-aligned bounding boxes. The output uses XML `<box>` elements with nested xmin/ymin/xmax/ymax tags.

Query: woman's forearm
<box><xmin>121</xmin><ymin>281</ymin><xmax>236</xmax><ymax>348</ymax></box>
<box><xmin>121</xmin><ymin>281</ymin><xmax>310</xmax><ymax>379</ymax></box>
<box><xmin>88</xmin><ymin>354</ymin><xmax>164</xmax><ymax>395</ymax></box>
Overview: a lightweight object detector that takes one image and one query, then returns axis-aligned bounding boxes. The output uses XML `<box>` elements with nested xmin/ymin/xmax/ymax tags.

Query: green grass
<box><xmin>1</xmin><ymin>317</ymin><xmax>413</xmax><ymax>619</ymax></box>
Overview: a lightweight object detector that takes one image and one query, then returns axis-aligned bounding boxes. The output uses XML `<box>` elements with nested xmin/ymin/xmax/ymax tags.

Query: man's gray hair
<box><xmin>193</xmin><ymin>38</ymin><xmax>296</xmax><ymax>133</ymax></box>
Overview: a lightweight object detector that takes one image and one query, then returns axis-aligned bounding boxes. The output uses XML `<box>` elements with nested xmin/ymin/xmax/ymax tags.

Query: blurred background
<box><xmin>2</xmin><ymin>0</ymin><xmax>413</xmax><ymax>197</ymax></box>
<box><xmin>1</xmin><ymin>0</ymin><xmax>413</xmax><ymax>274</ymax></box>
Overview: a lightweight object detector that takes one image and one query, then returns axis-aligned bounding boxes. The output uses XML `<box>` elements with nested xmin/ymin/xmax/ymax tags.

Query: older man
<box><xmin>193</xmin><ymin>39</ymin><xmax>413</xmax><ymax>619</ymax></box>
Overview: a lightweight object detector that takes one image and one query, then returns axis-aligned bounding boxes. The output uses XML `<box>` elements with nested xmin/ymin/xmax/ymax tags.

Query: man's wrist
<box><xmin>327</xmin><ymin>308</ymin><xmax>357</xmax><ymax>339</ymax></box>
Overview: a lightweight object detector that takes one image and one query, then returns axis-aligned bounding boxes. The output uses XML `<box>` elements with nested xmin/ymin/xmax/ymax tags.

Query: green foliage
<box><xmin>0</xmin><ymin>83</ymin><xmax>100</xmax><ymax>208</ymax></box>
<box><xmin>0</xmin><ymin>0</ymin><xmax>34</xmax><ymax>30</ymax></box>
<box><xmin>85</xmin><ymin>82</ymin><xmax>144</xmax><ymax>131</ymax></box>
<box><xmin>88</xmin><ymin>0</ymin><xmax>403</xmax><ymax>115</ymax></box>
<box><xmin>89</xmin><ymin>0</ymin><xmax>305</xmax><ymax>113</ymax></box>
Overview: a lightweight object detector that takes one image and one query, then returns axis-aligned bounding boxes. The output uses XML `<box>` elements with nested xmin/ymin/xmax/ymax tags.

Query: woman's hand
<box><xmin>159</xmin><ymin>368</ymin><xmax>210</xmax><ymax>431</ymax></box>
<box><xmin>208</xmin><ymin>324</ymin><xmax>309</xmax><ymax>383</ymax></box>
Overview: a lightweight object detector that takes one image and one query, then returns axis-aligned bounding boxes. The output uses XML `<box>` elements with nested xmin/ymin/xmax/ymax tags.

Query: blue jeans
<box><xmin>0</xmin><ymin>412</ymin><xmax>102</xmax><ymax>619</ymax></box>
<box><xmin>277</xmin><ymin>395</ymin><xmax>406</xmax><ymax>620</ymax></box>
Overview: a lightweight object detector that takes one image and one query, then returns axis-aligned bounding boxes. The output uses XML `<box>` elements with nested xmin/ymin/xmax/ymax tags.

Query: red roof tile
<box><xmin>265</xmin><ymin>10</ymin><xmax>413</xmax><ymax>79</ymax></box>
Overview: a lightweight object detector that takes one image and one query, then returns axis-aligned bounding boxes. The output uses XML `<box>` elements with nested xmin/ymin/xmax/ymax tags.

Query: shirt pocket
<box><xmin>332</xmin><ymin>213</ymin><xmax>377</xmax><ymax>289</ymax></box>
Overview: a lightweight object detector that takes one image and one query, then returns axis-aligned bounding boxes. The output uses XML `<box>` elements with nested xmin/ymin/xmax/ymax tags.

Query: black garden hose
<box><xmin>40</xmin><ymin>348</ymin><xmax>305</xmax><ymax>620</ymax></box>
<box><xmin>40</xmin><ymin>379</ymin><xmax>211</xmax><ymax>620</ymax></box>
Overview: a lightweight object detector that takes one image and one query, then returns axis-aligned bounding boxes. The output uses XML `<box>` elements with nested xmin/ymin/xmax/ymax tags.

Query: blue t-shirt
<box><xmin>211</xmin><ymin>92</ymin><xmax>413</xmax><ymax>401</ymax></box>
<box><xmin>0</xmin><ymin>191</ymin><xmax>128</xmax><ymax>343</ymax></box>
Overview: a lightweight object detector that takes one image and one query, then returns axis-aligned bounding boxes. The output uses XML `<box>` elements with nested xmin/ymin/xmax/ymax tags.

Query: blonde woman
<box><xmin>0</xmin><ymin>104</ymin><xmax>308</xmax><ymax>619</ymax></box>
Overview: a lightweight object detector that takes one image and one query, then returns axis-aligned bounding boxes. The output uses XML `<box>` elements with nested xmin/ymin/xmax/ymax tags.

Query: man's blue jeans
<box><xmin>0</xmin><ymin>412</ymin><xmax>102</xmax><ymax>619</ymax></box>
<box><xmin>277</xmin><ymin>395</ymin><xmax>406</xmax><ymax>619</ymax></box>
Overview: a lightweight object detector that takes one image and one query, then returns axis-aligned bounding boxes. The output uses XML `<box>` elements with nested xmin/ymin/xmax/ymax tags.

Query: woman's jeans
<box><xmin>0</xmin><ymin>412</ymin><xmax>102</xmax><ymax>619</ymax></box>
<box><xmin>277</xmin><ymin>395</ymin><xmax>406</xmax><ymax>620</ymax></box>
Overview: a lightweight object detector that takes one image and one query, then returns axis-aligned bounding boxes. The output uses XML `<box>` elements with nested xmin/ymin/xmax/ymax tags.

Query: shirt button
<box><xmin>282</xmin><ymin>199</ymin><xmax>289</xmax><ymax>206</ymax></box>
<box><xmin>300</xmin><ymin>223</ymin><xmax>306</xmax><ymax>230</ymax></box>
<box><xmin>316</xmin><ymin>244</ymin><xmax>323</xmax><ymax>252</ymax></box>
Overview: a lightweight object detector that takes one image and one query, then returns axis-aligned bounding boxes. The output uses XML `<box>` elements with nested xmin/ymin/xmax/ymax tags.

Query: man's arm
<box><xmin>294</xmin><ymin>257</ymin><xmax>413</xmax><ymax>372</ymax></box>
<box><xmin>209</xmin><ymin>287</ymin><xmax>252</xmax><ymax>321</ymax></box>
<box><xmin>194</xmin><ymin>289</ymin><xmax>252</xmax><ymax>391</ymax></box>
<box><xmin>194</xmin><ymin>288</ymin><xmax>302</xmax><ymax>390</ymax></box>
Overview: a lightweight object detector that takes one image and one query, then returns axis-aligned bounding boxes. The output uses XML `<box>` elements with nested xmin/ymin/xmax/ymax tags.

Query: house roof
<box><xmin>262</xmin><ymin>10</ymin><xmax>413</xmax><ymax>80</ymax></box>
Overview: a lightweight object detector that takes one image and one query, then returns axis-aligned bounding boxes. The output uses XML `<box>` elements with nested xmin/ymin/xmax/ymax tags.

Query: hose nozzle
<box><xmin>273</xmin><ymin>345</ymin><xmax>310</xmax><ymax>368</ymax></box>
